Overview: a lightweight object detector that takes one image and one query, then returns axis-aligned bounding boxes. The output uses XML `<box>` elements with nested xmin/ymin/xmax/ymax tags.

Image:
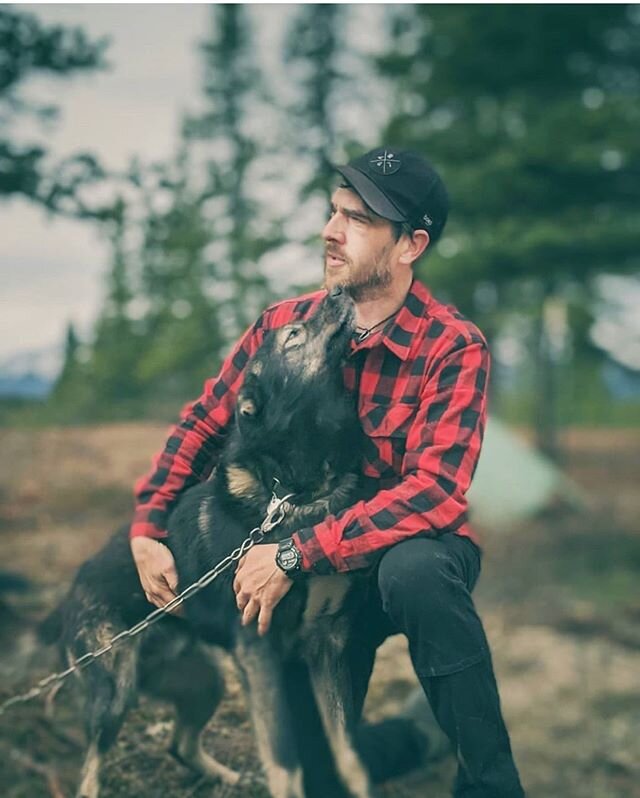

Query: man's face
<box><xmin>322</xmin><ymin>188</ymin><xmax>399</xmax><ymax>302</ymax></box>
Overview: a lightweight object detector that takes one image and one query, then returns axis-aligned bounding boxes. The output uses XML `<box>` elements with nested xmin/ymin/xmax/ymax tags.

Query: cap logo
<box><xmin>422</xmin><ymin>213</ymin><xmax>433</xmax><ymax>227</ymax></box>
<box><xmin>370</xmin><ymin>150</ymin><xmax>401</xmax><ymax>175</ymax></box>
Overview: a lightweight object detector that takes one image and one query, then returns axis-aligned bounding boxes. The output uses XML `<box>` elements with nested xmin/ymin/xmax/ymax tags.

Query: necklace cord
<box><xmin>354</xmin><ymin>311</ymin><xmax>396</xmax><ymax>343</ymax></box>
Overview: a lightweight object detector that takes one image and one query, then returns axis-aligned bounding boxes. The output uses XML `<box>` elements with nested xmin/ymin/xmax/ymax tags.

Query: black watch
<box><xmin>275</xmin><ymin>538</ymin><xmax>303</xmax><ymax>580</ymax></box>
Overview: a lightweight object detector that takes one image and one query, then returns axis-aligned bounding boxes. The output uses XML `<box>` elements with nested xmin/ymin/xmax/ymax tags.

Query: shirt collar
<box><xmin>353</xmin><ymin>278</ymin><xmax>432</xmax><ymax>361</ymax></box>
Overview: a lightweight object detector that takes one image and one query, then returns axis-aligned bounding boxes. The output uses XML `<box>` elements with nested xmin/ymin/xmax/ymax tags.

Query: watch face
<box><xmin>279</xmin><ymin>548</ymin><xmax>298</xmax><ymax>570</ymax></box>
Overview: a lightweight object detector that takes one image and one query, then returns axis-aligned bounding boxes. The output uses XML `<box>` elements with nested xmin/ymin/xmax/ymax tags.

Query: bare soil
<box><xmin>0</xmin><ymin>424</ymin><xmax>639</xmax><ymax>798</ymax></box>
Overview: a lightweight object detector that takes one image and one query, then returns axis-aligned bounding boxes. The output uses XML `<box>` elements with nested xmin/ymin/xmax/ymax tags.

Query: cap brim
<box><xmin>335</xmin><ymin>165</ymin><xmax>406</xmax><ymax>223</ymax></box>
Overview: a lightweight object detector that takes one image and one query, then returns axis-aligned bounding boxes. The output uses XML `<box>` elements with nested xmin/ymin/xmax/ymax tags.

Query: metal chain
<box><xmin>0</xmin><ymin>490</ymin><xmax>293</xmax><ymax>718</ymax></box>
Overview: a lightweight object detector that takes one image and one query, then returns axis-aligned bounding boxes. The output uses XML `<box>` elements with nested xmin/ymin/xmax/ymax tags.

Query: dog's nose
<box><xmin>329</xmin><ymin>287</ymin><xmax>343</xmax><ymax>297</ymax></box>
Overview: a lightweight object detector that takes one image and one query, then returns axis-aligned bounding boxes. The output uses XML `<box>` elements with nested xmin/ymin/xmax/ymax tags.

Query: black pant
<box><xmin>347</xmin><ymin>533</ymin><xmax>526</xmax><ymax>798</ymax></box>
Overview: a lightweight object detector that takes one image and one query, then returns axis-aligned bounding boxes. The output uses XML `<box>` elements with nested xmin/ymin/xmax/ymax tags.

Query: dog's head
<box><xmin>232</xmin><ymin>289</ymin><xmax>360</xmax><ymax>498</ymax></box>
<box><xmin>237</xmin><ymin>287</ymin><xmax>354</xmax><ymax>417</ymax></box>
<box><xmin>260</xmin><ymin>286</ymin><xmax>354</xmax><ymax>382</ymax></box>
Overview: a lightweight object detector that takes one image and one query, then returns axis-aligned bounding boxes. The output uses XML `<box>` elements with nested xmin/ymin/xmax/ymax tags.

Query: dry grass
<box><xmin>0</xmin><ymin>424</ymin><xmax>639</xmax><ymax>797</ymax></box>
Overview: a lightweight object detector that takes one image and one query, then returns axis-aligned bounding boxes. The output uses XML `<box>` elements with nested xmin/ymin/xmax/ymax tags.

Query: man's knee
<box><xmin>377</xmin><ymin>536</ymin><xmax>458</xmax><ymax>621</ymax></box>
<box><xmin>376</xmin><ymin>535</ymin><xmax>489</xmax><ymax>679</ymax></box>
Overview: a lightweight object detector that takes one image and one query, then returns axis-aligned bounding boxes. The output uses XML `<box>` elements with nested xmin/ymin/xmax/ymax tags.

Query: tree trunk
<box><xmin>533</xmin><ymin>280</ymin><xmax>561</xmax><ymax>462</ymax></box>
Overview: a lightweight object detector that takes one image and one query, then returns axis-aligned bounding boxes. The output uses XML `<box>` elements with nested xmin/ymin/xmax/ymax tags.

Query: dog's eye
<box><xmin>285</xmin><ymin>328</ymin><xmax>301</xmax><ymax>343</ymax></box>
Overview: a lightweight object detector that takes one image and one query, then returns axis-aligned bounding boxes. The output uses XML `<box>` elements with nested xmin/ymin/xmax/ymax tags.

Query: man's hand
<box><xmin>233</xmin><ymin>544</ymin><xmax>293</xmax><ymax>636</ymax></box>
<box><xmin>130</xmin><ymin>537</ymin><xmax>182</xmax><ymax>614</ymax></box>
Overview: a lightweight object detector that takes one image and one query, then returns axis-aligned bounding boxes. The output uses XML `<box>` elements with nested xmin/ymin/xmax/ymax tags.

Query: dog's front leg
<box><xmin>234</xmin><ymin>629</ymin><xmax>304</xmax><ymax>798</ymax></box>
<box><xmin>307</xmin><ymin>626</ymin><xmax>375</xmax><ymax>798</ymax></box>
<box><xmin>284</xmin><ymin>473</ymin><xmax>360</xmax><ymax>531</ymax></box>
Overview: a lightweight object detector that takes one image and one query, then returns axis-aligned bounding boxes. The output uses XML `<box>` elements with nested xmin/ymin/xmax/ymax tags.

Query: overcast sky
<box><xmin>0</xmin><ymin>4</ymin><xmax>213</xmax><ymax>362</ymax></box>
<box><xmin>2</xmin><ymin>4</ymin><xmax>638</xmax><ymax>373</ymax></box>
<box><xmin>0</xmin><ymin>3</ymin><xmax>391</xmax><ymax>367</ymax></box>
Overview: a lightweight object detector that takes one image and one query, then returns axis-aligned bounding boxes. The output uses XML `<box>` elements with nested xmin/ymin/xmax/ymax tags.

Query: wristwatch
<box><xmin>275</xmin><ymin>537</ymin><xmax>303</xmax><ymax>580</ymax></box>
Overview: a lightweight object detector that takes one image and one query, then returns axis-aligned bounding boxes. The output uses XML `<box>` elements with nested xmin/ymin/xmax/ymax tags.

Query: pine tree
<box><xmin>0</xmin><ymin>6</ymin><xmax>108</xmax><ymax>216</ymax></box>
<box><xmin>377</xmin><ymin>5</ymin><xmax>640</xmax><ymax>456</ymax></box>
<box><xmin>59</xmin><ymin>322</ymin><xmax>80</xmax><ymax>389</ymax></box>
<box><xmin>48</xmin><ymin>320</ymin><xmax>98</xmax><ymax>421</ymax></box>
<box><xmin>285</xmin><ymin>4</ymin><xmax>344</xmax><ymax>201</ymax></box>
<box><xmin>87</xmin><ymin>199</ymin><xmax>145</xmax><ymax>416</ymax></box>
<box><xmin>181</xmin><ymin>5</ymin><xmax>273</xmax><ymax>338</ymax></box>
<box><xmin>133</xmin><ymin>152</ymin><xmax>226</xmax><ymax>409</ymax></box>
<box><xmin>84</xmin><ymin>6</ymin><xmax>279</xmax><ymax>415</ymax></box>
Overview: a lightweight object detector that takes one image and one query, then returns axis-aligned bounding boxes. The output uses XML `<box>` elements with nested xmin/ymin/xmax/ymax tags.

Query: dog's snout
<box><xmin>330</xmin><ymin>286</ymin><xmax>343</xmax><ymax>298</ymax></box>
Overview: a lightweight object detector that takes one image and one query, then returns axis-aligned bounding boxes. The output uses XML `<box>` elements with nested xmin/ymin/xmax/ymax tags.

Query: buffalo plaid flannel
<box><xmin>130</xmin><ymin>278</ymin><xmax>489</xmax><ymax>574</ymax></box>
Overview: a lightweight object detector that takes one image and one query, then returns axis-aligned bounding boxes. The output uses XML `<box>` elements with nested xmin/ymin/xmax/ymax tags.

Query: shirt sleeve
<box><xmin>292</xmin><ymin>340</ymin><xmax>490</xmax><ymax>573</ymax></box>
<box><xmin>129</xmin><ymin>314</ymin><xmax>268</xmax><ymax>540</ymax></box>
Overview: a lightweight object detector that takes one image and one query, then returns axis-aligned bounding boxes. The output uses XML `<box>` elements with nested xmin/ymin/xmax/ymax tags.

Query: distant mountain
<box><xmin>0</xmin><ymin>345</ymin><xmax>63</xmax><ymax>398</ymax></box>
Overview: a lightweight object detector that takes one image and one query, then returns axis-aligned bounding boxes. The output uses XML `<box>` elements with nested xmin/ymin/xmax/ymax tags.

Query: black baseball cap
<box><xmin>334</xmin><ymin>147</ymin><xmax>449</xmax><ymax>241</ymax></box>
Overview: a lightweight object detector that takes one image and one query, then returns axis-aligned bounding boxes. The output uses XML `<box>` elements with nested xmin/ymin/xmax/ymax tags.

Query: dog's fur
<box><xmin>41</xmin><ymin>290</ymin><xmax>378</xmax><ymax>798</ymax></box>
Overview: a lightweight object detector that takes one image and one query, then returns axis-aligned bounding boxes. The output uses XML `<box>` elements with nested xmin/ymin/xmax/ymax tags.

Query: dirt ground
<box><xmin>0</xmin><ymin>424</ymin><xmax>639</xmax><ymax>798</ymax></box>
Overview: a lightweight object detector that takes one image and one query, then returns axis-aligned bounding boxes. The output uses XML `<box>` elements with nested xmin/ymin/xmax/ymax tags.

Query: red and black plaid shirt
<box><xmin>131</xmin><ymin>278</ymin><xmax>489</xmax><ymax>574</ymax></box>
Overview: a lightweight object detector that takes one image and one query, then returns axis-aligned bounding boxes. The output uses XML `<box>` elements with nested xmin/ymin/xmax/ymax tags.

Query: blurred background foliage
<box><xmin>2</xmin><ymin>4</ymin><xmax>640</xmax><ymax>458</ymax></box>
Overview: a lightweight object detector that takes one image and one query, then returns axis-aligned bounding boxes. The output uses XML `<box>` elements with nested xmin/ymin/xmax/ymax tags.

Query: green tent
<box><xmin>467</xmin><ymin>417</ymin><xmax>586</xmax><ymax>529</ymax></box>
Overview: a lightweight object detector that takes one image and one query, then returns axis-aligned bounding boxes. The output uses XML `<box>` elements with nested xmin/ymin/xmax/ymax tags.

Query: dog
<box><xmin>41</xmin><ymin>288</ymin><xmax>378</xmax><ymax>798</ymax></box>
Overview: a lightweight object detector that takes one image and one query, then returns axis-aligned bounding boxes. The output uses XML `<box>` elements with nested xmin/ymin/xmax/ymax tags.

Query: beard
<box><xmin>323</xmin><ymin>241</ymin><xmax>394</xmax><ymax>302</ymax></box>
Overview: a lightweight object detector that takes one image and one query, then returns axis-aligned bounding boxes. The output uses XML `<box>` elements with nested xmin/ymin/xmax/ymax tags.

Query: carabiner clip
<box><xmin>262</xmin><ymin>490</ymin><xmax>294</xmax><ymax>533</ymax></box>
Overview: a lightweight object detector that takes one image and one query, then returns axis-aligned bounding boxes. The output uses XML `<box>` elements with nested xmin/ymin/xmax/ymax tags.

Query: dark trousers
<box><xmin>347</xmin><ymin>533</ymin><xmax>526</xmax><ymax>798</ymax></box>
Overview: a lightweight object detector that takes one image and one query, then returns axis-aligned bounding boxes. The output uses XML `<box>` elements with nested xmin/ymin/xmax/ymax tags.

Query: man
<box><xmin>130</xmin><ymin>147</ymin><xmax>525</xmax><ymax>797</ymax></box>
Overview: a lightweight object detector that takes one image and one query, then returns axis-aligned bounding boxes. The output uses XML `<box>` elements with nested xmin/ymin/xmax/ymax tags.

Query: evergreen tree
<box><xmin>133</xmin><ymin>153</ymin><xmax>226</xmax><ymax>409</ymax></box>
<box><xmin>0</xmin><ymin>6</ymin><xmax>109</xmax><ymax>216</ymax></box>
<box><xmin>378</xmin><ymin>5</ymin><xmax>640</xmax><ymax>456</ymax></box>
<box><xmin>88</xmin><ymin>199</ymin><xmax>145</xmax><ymax>416</ymax></box>
<box><xmin>47</xmin><ymin>323</ymin><xmax>93</xmax><ymax>422</ymax></box>
<box><xmin>69</xmin><ymin>6</ymin><xmax>282</xmax><ymax>417</ymax></box>
<box><xmin>285</xmin><ymin>4</ymin><xmax>344</xmax><ymax>201</ymax></box>
<box><xmin>49</xmin><ymin>322</ymin><xmax>83</xmax><ymax>409</ymax></box>
<box><xmin>181</xmin><ymin>5</ymin><xmax>274</xmax><ymax>338</ymax></box>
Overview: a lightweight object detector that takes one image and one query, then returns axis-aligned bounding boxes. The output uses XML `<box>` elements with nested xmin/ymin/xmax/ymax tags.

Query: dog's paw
<box><xmin>170</xmin><ymin>743</ymin><xmax>240</xmax><ymax>785</ymax></box>
<box><xmin>199</xmin><ymin>753</ymin><xmax>241</xmax><ymax>786</ymax></box>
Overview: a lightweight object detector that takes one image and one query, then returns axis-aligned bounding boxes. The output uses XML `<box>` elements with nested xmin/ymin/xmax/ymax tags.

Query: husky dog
<box><xmin>42</xmin><ymin>288</ymin><xmax>377</xmax><ymax>798</ymax></box>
